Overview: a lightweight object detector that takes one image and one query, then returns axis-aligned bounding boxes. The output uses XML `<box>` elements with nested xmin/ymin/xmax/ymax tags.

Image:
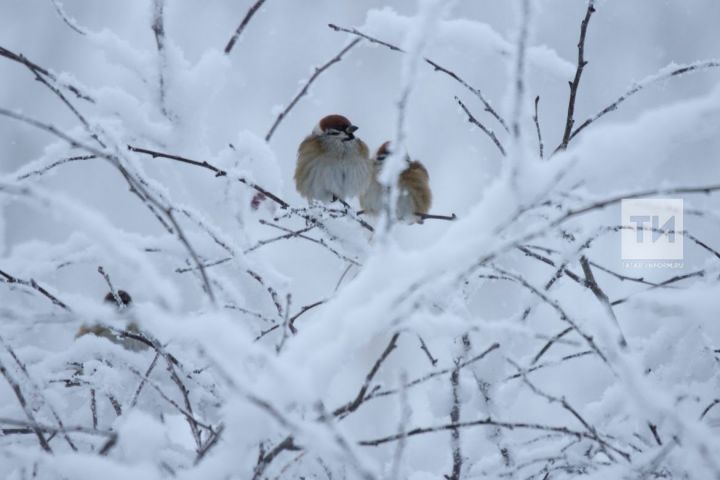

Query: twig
<box><xmin>129</xmin><ymin>352</ymin><xmax>161</xmax><ymax>408</ymax></box>
<box><xmin>195</xmin><ymin>424</ymin><xmax>225</xmax><ymax>465</ymax></box>
<box><xmin>288</xmin><ymin>299</ymin><xmax>326</xmax><ymax>332</ymax></box>
<box><xmin>329</xmin><ymin>24</ymin><xmax>508</xmax><ymax>133</ymax></box>
<box><xmin>128</xmin><ymin>145</ymin><xmax>290</xmax><ymax>209</ymax></box>
<box><xmin>16</xmin><ymin>154</ymin><xmax>96</xmax><ymax>181</ymax></box>
<box><xmin>511</xmin><ymin>0</ymin><xmax>531</xmax><ymax>140</ymax></box>
<box><xmin>558</xmin><ymin>0</ymin><xmax>596</xmax><ymax>152</ymax></box>
<box><xmin>276</xmin><ymin>294</ymin><xmax>293</xmax><ymax>351</ymax></box>
<box><xmin>570</xmin><ymin>59</ymin><xmax>720</xmax><ymax>143</ymax></box>
<box><xmin>0</xmin><ymin>268</ymin><xmax>71</xmax><ymax>311</ymax></box>
<box><xmin>417</xmin><ymin>212</ymin><xmax>457</xmax><ymax>222</ymax></box>
<box><xmin>333</xmin><ymin>333</ymin><xmax>400</xmax><ymax>418</ymax></box>
<box><xmin>508</xmin><ymin>358</ymin><xmax>630</xmax><ymax>462</ymax></box>
<box><xmin>446</xmin><ymin>335</ymin><xmax>471</xmax><ymax>479</ymax></box>
<box><xmin>151</xmin><ymin>0</ymin><xmax>170</xmax><ymax>118</ymax></box>
<box><xmin>370</xmin><ymin>343</ymin><xmax>500</xmax><ymax>402</ymax></box>
<box><xmin>359</xmin><ymin>418</ymin><xmax>593</xmax><ymax>447</ymax></box>
<box><xmin>90</xmin><ymin>389</ymin><xmax>97</xmax><ymax>430</ymax></box>
<box><xmin>265</xmin><ymin>38</ymin><xmax>362</xmax><ymax>142</ymax></box>
<box><xmin>579</xmin><ymin>256</ymin><xmax>627</xmax><ymax>348</ymax></box>
<box><xmin>417</xmin><ymin>335</ymin><xmax>438</xmax><ymax>366</ymax></box>
<box><xmin>0</xmin><ymin>359</ymin><xmax>52</xmax><ymax>452</ymax></box>
<box><xmin>0</xmin><ymin>336</ymin><xmax>78</xmax><ymax>451</ymax></box>
<box><xmin>455</xmin><ymin>96</ymin><xmax>506</xmax><ymax>156</ymax></box>
<box><xmin>700</xmin><ymin>399</ymin><xmax>720</xmax><ymax>421</ymax></box>
<box><xmin>97</xmin><ymin>266</ymin><xmax>126</xmax><ymax>311</ymax></box>
<box><xmin>48</xmin><ymin>0</ymin><xmax>86</xmax><ymax>35</ymax></box>
<box><xmin>533</xmin><ymin>96</ymin><xmax>544</xmax><ymax>159</ymax></box>
<box><xmin>531</xmin><ymin>327</ymin><xmax>573</xmax><ymax>365</ymax></box>
<box><xmin>259</xmin><ymin>220</ymin><xmax>362</xmax><ymax>265</ymax></box>
<box><xmin>224</xmin><ymin>0</ymin><xmax>268</xmax><ymax>54</ymax></box>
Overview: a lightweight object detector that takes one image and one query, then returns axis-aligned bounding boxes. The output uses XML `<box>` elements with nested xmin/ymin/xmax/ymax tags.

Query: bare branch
<box><xmin>329</xmin><ymin>23</ymin><xmax>509</xmax><ymax>133</ymax></box>
<box><xmin>533</xmin><ymin>96</ymin><xmax>544</xmax><ymax>159</ymax></box>
<box><xmin>558</xmin><ymin>0</ymin><xmax>596</xmax><ymax>152</ymax></box>
<box><xmin>579</xmin><ymin>256</ymin><xmax>627</xmax><ymax>348</ymax></box>
<box><xmin>265</xmin><ymin>39</ymin><xmax>361</xmax><ymax>141</ymax></box>
<box><xmin>333</xmin><ymin>333</ymin><xmax>400</xmax><ymax>418</ymax></box>
<box><xmin>0</xmin><ymin>359</ymin><xmax>53</xmax><ymax>452</ymax></box>
<box><xmin>48</xmin><ymin>0</ymin><xmax>87</xmax><ymax>35</ymax></box>
<box><xmin>455</xmin><ymin>96</ymin><xmax>506</xmax><ymax>156</ymax></box>
<box><xmin>224</xmin><ymin>0</ymin><xmax>268</xmax><ymax>55</ymax></box>
<box><xmin>0</xmin><ymin>268</ymin><xmax>71</xmax><ymax>311</ymax></box>
<box><xmin>128</xmin><ymin>145</ymin><xmax>290</xmax><ymax>209</ymax></box>
<box><xmin>570</xmin><ymin>59</ymin><xmax>720</xmax><ymax>143</ymax></box>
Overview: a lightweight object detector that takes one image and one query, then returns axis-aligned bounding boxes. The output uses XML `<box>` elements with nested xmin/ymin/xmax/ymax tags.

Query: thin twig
<box><xmin>0</xmin><ymin>268</ymin><xmax>70</xmax><ymax>311</ymax></box>
<box><xmin>533</xmin><ymin>95</ymin><xmax>544</xmax><ymax>159</ymax></box>
<box><xmin>48</xmin><ymin>0</ymin><xmax>86</xmax><ymax>35</ymax></box>
<box><xmin>455</xmin><ymin>96</ymin><xmax>506</xmax><ymax>156</ymax></box>
<box><xmin>333</xmin><ymin>333</ymin><xmax>400</xmax><ymax>418</ymax></box>
<box><xmin>329</xmin><ymin>24</ymin><xmax>508</xmax><ymax>133</ymax></box>
<box><xmin>579</xmin><ymin>256</ymin><xmax>627</xmax><ymax>348</ymax></box>
<box><xmin>265</xmin><ymin>38</ymin><xmax>362</xmax><ymax>142</ymax></box>
<box><xmin>224</xmin><ymin>0</ymin><xmax>267</xmax><ymax>54</ymax></box>
<box><xmin>570</xmin><ymin>59</ymin><xmax>720</xmax><ymax>143</ymax></box>
<box><xmin>558</xmin><ymin>0</ymin><xmax>596</xmax><ymax>152</ymax></box>
<box><xmin>128</xmin><ymin>145</ymin><xmax>290</xmax><ymax>209</ymax></box>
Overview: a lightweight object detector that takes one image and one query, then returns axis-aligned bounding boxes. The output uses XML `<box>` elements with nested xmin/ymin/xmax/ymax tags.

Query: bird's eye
<box><xmin>326</xmin><ymin>130</ymin><xmax>340</xmax><ymax>136</ymax></box>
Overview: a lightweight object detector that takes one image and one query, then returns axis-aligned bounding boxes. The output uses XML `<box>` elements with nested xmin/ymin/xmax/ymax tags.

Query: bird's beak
<box><xmin>343</xmin><ymin>125</ymin><xmax>358</xmax><ymax>141</ymax></box>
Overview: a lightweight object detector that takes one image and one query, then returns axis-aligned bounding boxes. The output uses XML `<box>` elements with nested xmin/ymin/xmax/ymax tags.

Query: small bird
<box><xmin>294</xmin><ymin>114</ymin><xmax>371</xmax><ymax>203</ymax></box>
<box><xmin>76</xmin><ymin>290</ymin><xmax>147</xmax><ymax>351</ymax></box>
<box><xmin>359</xmin><ymin>141</ymin><xmax>432</xmax><ymax>223</ymax></box>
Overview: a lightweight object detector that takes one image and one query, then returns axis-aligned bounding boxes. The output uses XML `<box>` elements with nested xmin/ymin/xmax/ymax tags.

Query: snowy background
<box><xmin>1</xmin><ymin>0</ymin><xmax>720</xmax><ymax>478</ymax></box>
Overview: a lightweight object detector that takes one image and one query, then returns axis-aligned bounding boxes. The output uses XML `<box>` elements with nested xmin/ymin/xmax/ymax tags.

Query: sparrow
<box><xmin>294</xmin><ymin>114</ymin><xmax>371</xmax><ymax>203</ymax></box>
<box><xmin>76</xmin><ymin>289</ymin><xmax>147</xmax><ymax>351</ymax></box>
<box><xmin>359</xmin><ymin>141</ymin><xmax>432</xmax><ymax>223</ymax></box>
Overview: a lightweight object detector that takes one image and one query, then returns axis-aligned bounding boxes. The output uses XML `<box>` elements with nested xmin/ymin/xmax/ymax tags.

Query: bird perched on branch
<box><xmin>360</xmin><ymin>141</ymin><xmax>432</xmax><ymax>224</ymax></box>
<box><xmin>294</xmin><ymin>114</ymin><xmax>370</xmax><ymax>203</ymax></box>
<box><xmin>76</xmin><ymin>290</ymin><xmax>147</xmax><ymax>351</ymax></box>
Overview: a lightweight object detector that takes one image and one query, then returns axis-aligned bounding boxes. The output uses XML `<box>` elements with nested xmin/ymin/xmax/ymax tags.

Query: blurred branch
<box><xmin>358</xmin><ymin>417</ymin><xmax>594</xmax><ymax>447</ymax></box>
<box><xmin>533</xmin><ymin>96</ymin><xmax>544</xmax><ymax>159</ymax></box>
<box><xmin>265</xmin><ymin>38</ymin><xmax>362</xmax><ymax>142</ymax></box>
<box><xmin>417</xmin><ymin>212</ymin><xmax>457</xmax><ymax>221</ymax></box>
<box><xmin>579</xmin><ymin>256</ymin><xmax>627</xmax><ymax>349</ymax></box>
<box><xmin>48</xmin><ymin>0</ymin><xmax>86</xmax><ymax>35</ymax></box>
<box><xmin>557</xmin><ymin>0</ymin><xmax>596</xmax><ymax>153</ymax></box>
<box><xmin>510</xmin><ymin>0</ymin><xmax>531</xmax><ymax>141</ymax></box>
<box><xmin>329</xmin><ymin>23</ymin><xmax>509</xmax><ymax>133</ymax></box>
<box><xmin>0</xmin><ymin>336</ymin><xmax>78</xmax><ymax>451</ymax></box>
<box><xmin>151</xmin><ymin>0</ymin><xmax>171</xmax><ymax>118</ymax></box>
<box><xmin>224</xmin><ymin>0</ymin><xmax>268</xmax><ymax>55</ymax></box>
<box><xmin>0</xmin><ymin>359</ymin><xmax>53</xmax><ymax>452</ymax></box>
<box><xmin>455</xmin><ymin>96</ymin><xmax>506</xmax><ymax>156</ymax></box>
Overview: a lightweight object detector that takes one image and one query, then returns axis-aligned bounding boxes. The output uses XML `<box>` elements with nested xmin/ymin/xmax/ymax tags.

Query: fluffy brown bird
<box><xmin>294</xmin><ymin>114</ymin><xmax>371</xmax><ymax>203</ymax></box>
<box><xmin>359</xmin><ymin>141</ymin><xmax>432</xmax><ymax>223</ymax></box>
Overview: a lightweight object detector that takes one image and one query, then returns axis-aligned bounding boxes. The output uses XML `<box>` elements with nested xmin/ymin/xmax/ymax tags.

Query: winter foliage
<box><xmin>1</xmin><ymin>1</ymin><xmax>720</xmax><ymax>478</ymax></box>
